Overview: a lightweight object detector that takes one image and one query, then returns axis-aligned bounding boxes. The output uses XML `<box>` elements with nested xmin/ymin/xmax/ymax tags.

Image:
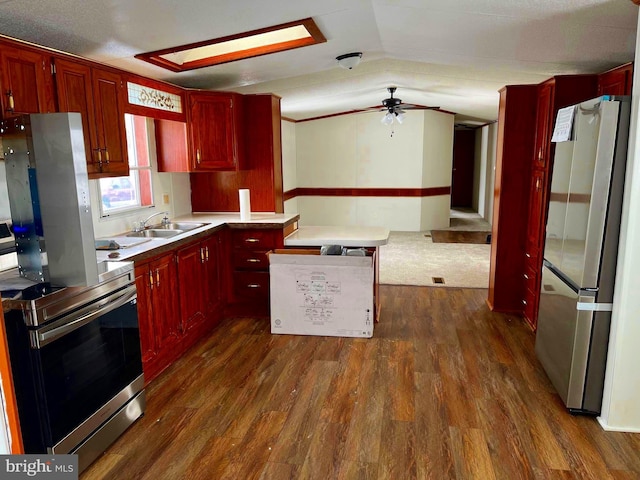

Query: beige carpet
<box><xmin>379</xmin><ymin>209</ymin><xmax>491</xmax><ymax>288</ymax></box>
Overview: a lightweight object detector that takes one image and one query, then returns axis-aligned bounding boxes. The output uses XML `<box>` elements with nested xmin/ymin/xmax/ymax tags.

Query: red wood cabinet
<box><xmin>176</xmin><ymin>232</ymin><xmax>222</xmax><ymax>339</ymax></box>
<box><xmin>54</xmin><ymin>58</ymin><xmax>128</xmax><ymax>178</ymax></box>
<box><xmin>136</xmin><ymin>231</ymin><xmax>224</xmax><ymax>384</ymax></box>
<box><xmin>189</xmin><ymin>91</ymin><xmax>243</xmax><ymax>171</ymax></box>
<box><xmin>225</xmin><ymin>227</ymin><xmax>284</xmax><ymax>317</ymax></box>
<box><xmin>190</xmin><ymin>94</ymin><xmax>284</xmax><ymax>213</ymax></box>
<box><xmin>521</xmin><ymin>75</ymin><xmax>598</xmax><ymax>330</ymax></box>
<box><xmin>135</xmin><ymin>252</ymin><xmax>181</xmax><ymax>384</ymax></box>
<box><xmin>0</xmin><ymin>43</ymin><xmax>55</xmax><ymax>119</ymax></box>
<box><xmin>598</xmin><ymin>63</ymin><xmax>633</xmax><ymax>96</ymax></box>
<box><xmin>488</xmin><ymin>85</ymin><xmax>538</xmax><ymax>314</ymax></box>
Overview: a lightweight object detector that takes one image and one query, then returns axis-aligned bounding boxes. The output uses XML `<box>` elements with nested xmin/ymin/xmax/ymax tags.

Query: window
<box><xmin>99</xmin><ymin>114</ymin><xmax>154</xmax><ymax>216</ymax></box>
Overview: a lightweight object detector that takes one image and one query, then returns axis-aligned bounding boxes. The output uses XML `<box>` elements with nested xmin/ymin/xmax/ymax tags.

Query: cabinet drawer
<box><xmin>233</xmin><ymin>271</ymin><xmax>270</xmax><ymax>298</ymax></box>
<box><xmin>232</xmin><ymin>229</ymin><xmax>279</xmax><ymax>250</ymax></box>
<box><xmin>232</xmin><ymin>250</ymin><xmax>270</xmax><ymax>270</ymax></box>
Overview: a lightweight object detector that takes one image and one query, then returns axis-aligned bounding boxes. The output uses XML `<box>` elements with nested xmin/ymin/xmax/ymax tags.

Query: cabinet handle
<box><xmin>536</xmin><ymin>177</ymin><xmax>541</xmax><ymax>191</ymax></box>
<box><xmin>522</xmin><ymin>299</ymin><xmax>528</xmax><ymax>305</ymax></box>
<box><xmin>525</xmin><ymin>253</ymin><xmax>531</xmax><ymax>258</ymax></box>
<box><xmin>247</xmin><ymin>284</ymin><xmax>261</xmax><ymax>288</ymax></box>
<box><xmin>95</xmin><ymin>148</ymin><xmax>103</xmax><ymax>166</ymax></box>
<box><xmin>205</xmin><ymin>246</ymin><xmax>209</xmax><ymax>261</ymax></box>
<box><xmin>200</xmin><ymin>247</ymin><xmax>205</xmax><ymax>264</ymax></box>
<box><xmin>149</xmin><ymin>271</ymin><xmax>154</xmax><ymax>290</ymax></box>
<box><xmin>246</xmin><ymin>258</ymin><xmax>260</xmax><ymax>263</ymax></box>
<box><xmin>196</xmin><ymin>149</ymin><xmax>201</xmax><ymax>165</ymax></box>
<box><xmin>104</xmin><ymin>148</ymin><xmax>110</xmax><ymax>164</ymax></box>
<box><xmin>6</xmin><ymin>90</ymin><xmax>14</xmax><ymax>112</ymax></box>
<box><xmin>245</xmin><ymin>238</ymin><xmax>259</xmax><ymax>243</ymax></box>
<box><xmin>156</xmin><ymin>270</ymin><xmax>160</xmax><ymax>287</ymax></box>
<box><xmin>524</xmin><ymin>274</ymin><xmax>529</xmax><ymax>280</ymax></box>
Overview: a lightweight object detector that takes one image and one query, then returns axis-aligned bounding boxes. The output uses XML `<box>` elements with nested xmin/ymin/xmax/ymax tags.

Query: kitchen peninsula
<box><xmin>283</xmin><ymin>225</ymin><xmax>390</xmax><ymax>323</ymax></box>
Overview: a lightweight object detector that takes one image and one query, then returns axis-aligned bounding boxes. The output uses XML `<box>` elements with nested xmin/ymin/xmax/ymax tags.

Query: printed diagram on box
<box><xmin>296</xmin><ymin>273</ymin><xmax>341</xmax><ymax>324</ymax></box>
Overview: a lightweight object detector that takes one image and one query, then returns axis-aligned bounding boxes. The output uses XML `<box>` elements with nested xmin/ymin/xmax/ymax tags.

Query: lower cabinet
<box><xmin>135</xmin><ymin>231</ymin><xmax>224</xmax><ymax>384</ymax></box>
<box><xmin>226</xmin><ymin>227</ymin><xmax>284</xmax><ymax>317</ymax></box>
<box><xmin>135</xmin><ymin>252</ymin><xmax>181</xmax><ymax>384</ymax></box>
<box><xmin>176</xmin><ymin>232</ymin><xmax>223</xmax><ymax>350</ymax></box>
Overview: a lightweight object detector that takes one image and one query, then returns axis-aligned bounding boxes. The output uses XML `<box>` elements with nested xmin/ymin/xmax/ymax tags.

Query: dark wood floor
<box><xmin>82</xmin><ymin>286</ymin><xmax>640</xmax><ymax>479</ymax></box>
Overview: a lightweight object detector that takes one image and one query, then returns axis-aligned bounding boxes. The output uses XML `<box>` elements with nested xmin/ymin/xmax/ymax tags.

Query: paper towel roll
<box><xmin>239</xmin><ymin>189</ymin><xmax>251</xmax><ymax>221</ymax></box>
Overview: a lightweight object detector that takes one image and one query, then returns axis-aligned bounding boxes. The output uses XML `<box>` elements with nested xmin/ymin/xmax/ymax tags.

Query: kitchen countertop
<box><xmin>96</xmin><ymin>212</ymin><xmax>299</xmax><ymax>263</ymax></box>
<box><xmin>284</xmin><ymin>225</ymin><xmax>390</xmax><ymax>247</ymax></box>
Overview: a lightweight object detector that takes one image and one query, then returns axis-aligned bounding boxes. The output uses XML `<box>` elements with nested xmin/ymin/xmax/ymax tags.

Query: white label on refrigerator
<box><xmin>551</xmin><ymin>105</ymin><xmax>577</xmax><ymax>142</ymax></box>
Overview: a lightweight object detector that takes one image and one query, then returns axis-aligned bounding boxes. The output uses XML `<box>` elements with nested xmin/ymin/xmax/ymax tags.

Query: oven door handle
<box><xmin>31</xmin><ymin>286</ymin><xmax>137</xmax><ymax>349</ymax></box>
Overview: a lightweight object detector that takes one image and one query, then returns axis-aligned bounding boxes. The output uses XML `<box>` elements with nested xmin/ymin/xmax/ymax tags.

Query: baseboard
<box><xmin>597</xmin><ymin>416</ymin><xmax>640</xmax><ymax>433</ymax></box>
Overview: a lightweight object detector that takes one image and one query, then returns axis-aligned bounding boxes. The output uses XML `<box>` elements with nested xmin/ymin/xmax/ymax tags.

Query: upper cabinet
<box><xmin>188</xmin><ymin>91</ymin><xmax>244</xmax><ymax>171</ymax></box>
<box><xmin>54</xmin><ymin>58</ymin><xmax>128</xmax><ymax>178</ymax></box>
<box><xmin>0</xmin><ymin>44</ymin><xmax>55</xmax><ymax>119</ymax></box>
<box><xmin>598</xmin><ymin>63</ymin><xmax>633</xmax><ymax>96</ymax></box>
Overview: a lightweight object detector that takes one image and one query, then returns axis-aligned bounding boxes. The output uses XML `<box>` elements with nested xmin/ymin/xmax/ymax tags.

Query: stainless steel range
<box><xmin>2</xmin><ymin>261</ymin><xmax>145</xmax><ymax>473</ymax></box>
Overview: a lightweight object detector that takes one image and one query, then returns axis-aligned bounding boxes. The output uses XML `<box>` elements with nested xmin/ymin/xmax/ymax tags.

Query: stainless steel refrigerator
<box><xmin>535</xmin><ymin>96</ymin><xmax>630</xmax><ymax>415</ymax></box>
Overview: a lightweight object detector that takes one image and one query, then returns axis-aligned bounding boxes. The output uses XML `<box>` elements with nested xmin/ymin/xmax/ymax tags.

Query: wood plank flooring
<box><xmin>81</xmin><ymin>286</ymin><xmax>640</xmax><ymax>480</ymax></box>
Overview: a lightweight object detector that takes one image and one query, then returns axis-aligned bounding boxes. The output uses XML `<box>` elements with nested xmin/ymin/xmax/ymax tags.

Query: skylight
<box><xmin>135</xmin><ymin>18</ymin><xmax>326</xmax><ymax>72</ymax></box>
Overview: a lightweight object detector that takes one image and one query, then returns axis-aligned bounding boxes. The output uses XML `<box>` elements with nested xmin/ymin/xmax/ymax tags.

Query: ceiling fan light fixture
<box><xmin>381</xmin><ymin>112</ymin><xmax>394</xmax><ymax>125</ymax></box>
<box><xmin>395</xmin><ymin>112</ymin><xmax>405</xmax><ymax>124</ymax></box>
<box><xmin>336</xmin><ymin>52</ymin><xmax>362</xmax><ymax>69</ymax></box>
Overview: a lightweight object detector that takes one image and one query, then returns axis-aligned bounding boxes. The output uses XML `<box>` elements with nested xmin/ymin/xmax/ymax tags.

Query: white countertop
<box><xmin>95</xmin><ymin>212</ymin><xmax>299</xmax><ymax>263</ymax></box>
<box><xmin>284</xmin><ymin>226</ymin><xmax>390</xmax><ymax>247</ymax></box>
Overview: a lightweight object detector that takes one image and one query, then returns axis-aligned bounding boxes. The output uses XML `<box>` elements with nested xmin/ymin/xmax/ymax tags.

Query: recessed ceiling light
<box><xmin>135</xmin><ymin>18</ymin><xmax>326</xmax><ymax>72</ymax></box>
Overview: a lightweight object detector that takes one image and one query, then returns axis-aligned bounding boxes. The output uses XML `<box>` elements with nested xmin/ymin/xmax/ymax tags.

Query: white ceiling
<box><xmin>0</xmin><ymin>0</ymin><xmax>636</xmax><ymax>123</ymax></box>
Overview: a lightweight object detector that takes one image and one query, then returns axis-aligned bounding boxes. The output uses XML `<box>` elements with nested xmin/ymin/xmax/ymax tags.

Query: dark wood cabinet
<box><xmin>598</xmin><ymin>63</ymin><xmax>633</xmax><ymax>96</ymax></box>
<box><xmin>189</xmin><ymin>91</ymin><xmax>243</xmax><ymax>171</ymax></box>
<box><xmin>488</xmin><ymin>85</ymin><xmax>538</xmax><ymax>314</ymax></box>
<box><xmin>520</xmin><ymin>75</ymin><xmax>598</xmax><ymax>329</ymax></box>
<box><xmin>0</xmin><ymin>43</ymin><xmax>55</xmax><ymax>119</ymax></box>
<box><xmin>176</xmin><ymin>231</ymin><xmax>223</xmax><ymax>341</ymax></box>
<box><xmin>177</xmin><ymin>241</ymin><xmax>206</xmax><ymax>333</ymax></box>
<box><xmin>136</xmin><ymin>231</ymin><xmax>224</xmax><ymax>384</ymax></box>
<box><xmin>135</xmin><ymin>252</ymin><xmax>181</xmax><ymax>384</ymax></box>
<box><xmin>190</xmin><ymin>94</ymin><xmax>284</xmax><ymax>213</ymax></box>
<box><xmin>202</xmin><ymin>234</ymin><xmax>222</xmax><ymax>317</ymax></box>
<box><xmin>54</xmin><ymin>58</ymin><xmax>128</xmax><ymax>178</ymax></box>
<box><xmin>226</xmin><ymin>227</ymin><xmax>284</xmax><ymax>317</ymax></box>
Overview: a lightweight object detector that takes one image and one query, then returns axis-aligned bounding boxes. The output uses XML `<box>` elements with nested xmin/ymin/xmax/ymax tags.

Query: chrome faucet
<box><xmin>139</xmin><ymin>211</ymin><xmax>170</xmax><ymax>230</ymax></box>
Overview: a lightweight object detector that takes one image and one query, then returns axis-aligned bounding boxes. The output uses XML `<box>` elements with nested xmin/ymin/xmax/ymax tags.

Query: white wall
<box><xmin>485</xmin><ymin>123</ymin><xmax>498</xmax><ymax>225</ymax></box>
<box><xmin>599</xmin><ymin>12</ymin><xmax>640</xmax><ymax>432</ymax></box>
<box><xmin>282</xmin><ymin>119</ymin><xmax>298</xmax><ymax>216</ymax></box>
<box><xmin>292</xmin><ymin>110</ymin><xmax>454</xmax><ymax>230</ymax></box>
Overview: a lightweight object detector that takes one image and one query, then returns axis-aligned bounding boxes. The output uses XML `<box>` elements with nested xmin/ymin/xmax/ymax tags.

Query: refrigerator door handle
<box><xmin>577</xmin><ymin>302</ymin><xmax>613</xmax><ymax>312</ymax></box>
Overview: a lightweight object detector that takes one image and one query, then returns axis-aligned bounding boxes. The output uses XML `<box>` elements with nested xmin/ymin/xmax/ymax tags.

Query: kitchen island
<box><xmin>283</xmin><ymin>225</ymin><xmax>390</xmax><ymax>323</ymax></box>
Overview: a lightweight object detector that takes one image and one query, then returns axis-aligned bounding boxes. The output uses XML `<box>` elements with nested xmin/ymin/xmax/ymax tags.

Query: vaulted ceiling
<box><xmin>0</xmin><ymin>0</ymin><xmax>636</xmax><ymax>124</ymax></box>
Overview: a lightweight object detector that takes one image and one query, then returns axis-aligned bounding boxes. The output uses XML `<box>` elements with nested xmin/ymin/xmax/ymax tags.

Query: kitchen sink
<box><xmin>126</xmin><ymin>229</ymin><xmax>184</xmax><ymax>238</ymax></box>
<box><xmin>153</xmin><ymin>222</ymin><xmax>209</xmax><ymax>231</ymax></box>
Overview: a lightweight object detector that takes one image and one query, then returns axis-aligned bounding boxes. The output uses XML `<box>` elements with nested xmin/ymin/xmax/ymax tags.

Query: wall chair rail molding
<box><xmin>283</xmin><ymin>186</ymin><xmax>451</xmax><ymax>202</ymax></box>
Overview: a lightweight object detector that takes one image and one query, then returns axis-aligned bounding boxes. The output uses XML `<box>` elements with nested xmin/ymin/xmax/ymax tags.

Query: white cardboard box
<box><xmin>269</xmin><ymin>251</ymin><xmax>374</xmax><ymax>338</ymax></box>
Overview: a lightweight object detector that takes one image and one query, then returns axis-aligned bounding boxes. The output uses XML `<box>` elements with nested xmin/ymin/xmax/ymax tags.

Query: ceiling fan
<box><xmin>377</xmin><ymin>87</ymin><xmax>439</xmax><ymax>125</ymax></box>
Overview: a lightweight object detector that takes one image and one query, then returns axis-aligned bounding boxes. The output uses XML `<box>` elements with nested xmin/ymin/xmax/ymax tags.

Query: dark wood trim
<box><xmin>134</xmin><ymin>18</ymin><xmax>326</xmax><ymax>72</ymax></box>
<box><xmin>281</xmin><ymin>116</ymin><xmax>297</xmax><ymax>123</ymax></box>
<box><xmin>283</xmin><ymin>186</ymin><xmax>451</xmax><ymax>201</ymax></box>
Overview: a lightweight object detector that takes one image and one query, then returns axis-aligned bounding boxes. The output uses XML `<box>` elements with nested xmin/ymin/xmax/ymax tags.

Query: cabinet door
<box><xmin>134</xmin><ymin>263</ymin><xmax>157</xmax><ymax>364</ymax></box>
<box><xmin>0</xmin><ymin>45</ymin><xmax>54</xmax><ymax>119</ymax></box>
<box><xmin>150</xmin><ymin>253</ymin><xmax>181</xmax><ymax>349</ymax></box>
<box><xmin>533</xmin><ymin>81</ymin><xmax>554</xmax><ymax>170</ymax></box>
<box><xmin>53</xmin><ymin>58</ymin><xmax>100</xmax><ymax>175</ymax></box>
<box><xmin>176</xmin><ymin>241</ymin><xmax>206</xmax><ymax>333</ymax></box>
<box><xmin>189</xmin><ymin>93</ymin><xmax>238</xmax><ymax>170</ymax></box>
<box><xmin>203</xmin><ymin>234</ymin><xmax>222</xmax><ymax>316</ymax></box>
<box><xmin>92</xmin><ymin>68</ymin><xmax>128</xmax><ymax>177</ymax></box>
